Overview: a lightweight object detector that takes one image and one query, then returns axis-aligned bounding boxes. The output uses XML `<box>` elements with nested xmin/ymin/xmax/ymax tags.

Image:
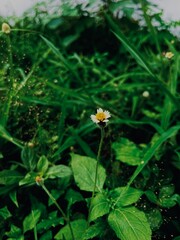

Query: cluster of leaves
<box><xmin>0</xmin><ymin>0</ymin><xmax>180</xmax><ymax>239</ymax></box>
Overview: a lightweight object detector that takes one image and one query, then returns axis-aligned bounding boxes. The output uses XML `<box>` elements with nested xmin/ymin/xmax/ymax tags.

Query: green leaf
<box><xmin>159</xmin><ymin>194</ymin><xmax>179</xmax><ymax>208</ymax></box>
<box><xmin>23</xmin><ymin>209</ymin><xmax>41</xmax><ymax>233</ymax></box>
<box><xmin>146</xmin><ymin>209</ymin><xmax>162</xmax><ymax>231</ymax></box>
<box><xmin>108</xmin><ymin>207</ymin><xmax>151</xmax><ymax>240</ymax></box>
<box><xmin>89</xmin><ymin>193</ymin><xmax>110</xmax><ymax>222</ymax></box>
<box><xmin>110</xmin><ymin>187</ymin><xmax>143</xmax><ymax>207</ymax></box>
<box><xmin>0</xmin><ymin>170</ymin><xmax>23</xmax><ymax>185</ymax></box>
<box><xmin>21</xmin><ymin>145</ymin><xmax>36</xmax><ymax>170</ymax></box>
<box><xmin>5</xmin><ymin>224</ymin><xmax>23</xmax><ymax>239</ymax></box>
<box><xmin>46</xmin><ymin>164</ymin><xmax>72</xmax><ymax>179</ymax></box>
<box><xmin>71</xmin><ymin>153</ymin><xmax>106</xmax><ymax>192</ymax></box>
<box><xmin>19</xmin><ymin>172</ymin><xmax>37</xmax><ymax>186</ymax></box>
<box><xmin>37</xmin><ymin>211</ymin><xmax>63</xmax><ymax>232</ymax></box>
<box><xmin>9</xmin><ymin>191</ymin><xmax>19</xmax><ymax>207</ymax></box>
<box><xmin>145</xmin><ymin>190</ymin><xmax>158</xmax><ymax>205</ymax></box>
<box><xmin>54</xmin><ymin>219</ymin><xmax>87</xmax><ymax>240</ymax></box>
<box><xmin>0</xmin><ymin>206</ymin><xmax>12</xmax><ymax>219</ymax></box>
<box><xmin>37</xmin><ymin>155</ymin><xmax>49</xmax><ymax>175</ymax></box>
<box><xmin>112</xmin><ymin>138</ymin><xmax>142</xmax><ymax>166</ymax></box>
<box><xmin>83</xmin><ymin>220</ymin><xmax>106</xmax><ymax>239</ymax></box>
<box><xmin>39</xmin><ymin>231</ymin><xmax>52</xmax><ymax>240</ymax></box>
<box><xmin>65</xmin><ymin>188</ymin><xmax>84</xmax><ymax>206</ymax></box>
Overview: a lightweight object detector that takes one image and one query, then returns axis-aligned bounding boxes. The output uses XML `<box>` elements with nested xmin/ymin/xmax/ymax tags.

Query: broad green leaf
<box><xmin>23</xmin><ymin>209</ymin><xmax>41</xmax><ymax>233</ymax></box>
<box><xmin>54</xmin><ymin>219</ymin><xmax>87</xmax><ymax>240</ymax></box>
<box><xmin>21</xmin><ymin>145</ymin><xmax>36</xmax><ymax>171</ymax></box>
<box><xmin>108</xmin><ymin>207</ymin><xmax>151</xmax><ymax>240</ymax></box>
<box><xmin>46</xmin><ymin>165</ymin><xmax>72</xmax><ymax>179</ymax></box>
<box><xmin>146</xmin><ymin>209</ymin><xmax>162</xmax><ymax>231</ymax></box>
<box><xmin>0</xmin><ymin>206</ymin><xmax>12</xmax><ymax>219</ymax></box>
<box><xmin>37</xmin><ymin>155</ymin><xmax>49</xmax><ymax>175</ymax></box>
<box><xmin>128</xmin><ymin>125</ymin><xmax>180</xmax><ymax>186</ymax></box>
<box><xmin>112</xmin><ymin>138</ymin><xmax>142</xmax><ymax>166</ymax></box>
<box><xmin>71</xmin><ymin>153</ymin><xmax>106</xmax><ymax>192</ymax></box>
<box><xmin>0</xmin><ymin>170</ymin><xmax>23</xmax><ymax>185</ymax></box>
<box><xmin>110</xmin><ymin>187</ymin><xmax>143</xmax><ymax>207</ymax></box>
<box><xmin>89</xmin><ymin>193</ymin><xmax>110</xmax><ymax>222</ymax></box>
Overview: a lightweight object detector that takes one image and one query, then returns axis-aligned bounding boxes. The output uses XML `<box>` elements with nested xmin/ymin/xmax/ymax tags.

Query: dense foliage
<box><xmin>0</xmin><ymin>0</ymin><xmax>179</xmax><ymax>239</ymax></box>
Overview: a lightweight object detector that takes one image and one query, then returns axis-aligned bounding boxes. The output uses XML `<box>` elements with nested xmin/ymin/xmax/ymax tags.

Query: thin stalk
<box><xmin>2</xmin><ymin>35</ymin><xmax>14</xmax><ymax>127</ymax></box>
<box><xmin>32</xmin><ymin>210</ymin><xmax>38</xmax><ymax>240</ymax></box>
<box><xmin>40</xmin><ymin>182</ymin><xmax>75</xmax><ymax>240</ymax></box>
<box><xmin>88</xmin><ymin>127</ymin><xmax>105</xmax><ymax>224</ymax></box>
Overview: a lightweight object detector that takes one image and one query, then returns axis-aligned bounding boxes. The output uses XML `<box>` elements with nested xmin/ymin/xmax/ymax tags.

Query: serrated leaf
<box><xmin>89</xmin><ymin>193</ymin><xmax>110</xmax><ymax>222</ymax></box>
<box><xmin>23</xmin><ymin>209</ymin><xmax>41</xmax><ymax>233</ymax></box>
<box><xmin>112</xmin><ymin>138</ymin><xmax>142</xmax><ymax>166</ymax></box>
<box><xmin>54</xmin><ymin>219</ymin><xmax>87</xmax><ymax>240</ymax></box>
<box><xmin>46</xmin><ymin>165</ymin><xmax>72</xmax><ymax>179</ymax></box>
<box><xmin>108</xmin><ymin>207</ymin><xmax>151</xmax><ymax>240</ymax></box>
<box><xmin>0</xmin><ymin>206</ymin><xmax>12</xmax><ymax>219</ymax></box>
<box><xmin>110</xmin><ymin>187</ymin><xmax>143</xmax><ymax>207</ymax></box>
<box><xmin>71</xmin><ymin>154</ymin><xmax>106</xmax><ymax>192</ymax></box>
<box><xmin>0</xmin><ymin>170</ymin><xmax>23</xmax><ymax>185</ymax></box>
<box><xmin>37</xmin><ymin>155</ymin><xmax>49</xmax><ymax>174</ymax></box>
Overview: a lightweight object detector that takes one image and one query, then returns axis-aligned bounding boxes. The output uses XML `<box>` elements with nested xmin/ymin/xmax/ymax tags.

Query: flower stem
<box><xmin>88</xmin><ymin>127</ymin><xmax>105</xmax><ymax>224</ymax></box>
<box><xmin>40</xmin><ymin>182</ymin><xmax>75</xmax><ymax>240</ymax></box>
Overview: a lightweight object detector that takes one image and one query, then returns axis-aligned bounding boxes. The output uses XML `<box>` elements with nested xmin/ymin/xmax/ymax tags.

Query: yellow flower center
<box><xmin>96</xmin><ymin>112</ymin><xmax>106</xmax><ymax>121</ymax></box>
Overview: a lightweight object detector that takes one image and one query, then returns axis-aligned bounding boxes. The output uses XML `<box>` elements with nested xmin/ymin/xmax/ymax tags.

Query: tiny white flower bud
<box><xmin>2</xmin><ymin>23</ymin><xmax>11</xmax><ymax>34</ymax></box>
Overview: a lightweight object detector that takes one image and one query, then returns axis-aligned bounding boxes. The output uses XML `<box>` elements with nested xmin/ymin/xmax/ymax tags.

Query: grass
<box><xmin>0</xmin><ymin>1</ymin><xmax>180</xmax><ymax>239</ymax></box>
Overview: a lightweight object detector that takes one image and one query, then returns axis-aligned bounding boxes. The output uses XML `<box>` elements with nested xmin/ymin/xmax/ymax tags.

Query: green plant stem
<box><xmin>2</xmin><ymin>35</ymin><xmax>14</xmax><ymax>127</ymax></box>
<box><xmin>88</xmin><ymin>127</ymin><xmax>105</xmax><ymax>224</ymax></box>
<box><xmin>32</xmin><ymin>210</ymin><xmax>38</xmax><ymax>240</ymax></box>
<box><xmin>40</xmin><ymin>182</ymin><xmax>75</xmax><ymax>240</ymax></box>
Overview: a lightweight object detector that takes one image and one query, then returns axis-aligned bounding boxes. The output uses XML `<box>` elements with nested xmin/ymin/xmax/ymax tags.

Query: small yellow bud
<box><xmin>35</xmin><ymin>176</ymin><xmax>43</xmax><ymax>186</ymax></box>
<box><xmin>2</xmin><ymin>23</ymin><xmax>11</xmax><ymax>34</ymax></box>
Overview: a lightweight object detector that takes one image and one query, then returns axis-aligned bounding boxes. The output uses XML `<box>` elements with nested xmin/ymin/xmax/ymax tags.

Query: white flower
<box><xmin>90</xmin><ymin>108</ymin><xmax>111</xmax><ymax>124</ymax></box>
<box><xmin>164</xmin><ymin>52</ymin><xmax>174</xmax><ymax>59</ymax></box>
<box><xmin>142</xmin><ymin>91</ymin><xmax>150</xmax><ymax>98</ymax></box>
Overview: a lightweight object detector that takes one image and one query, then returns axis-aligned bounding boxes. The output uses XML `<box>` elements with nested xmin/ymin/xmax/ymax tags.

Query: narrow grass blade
<box><xmin>40</xmin><ymin>35</ymin><xmax>80</xmax><ymax>81</ymax></box>
<box><xmin>127</xmin><ymin>125</ymin><xmax>180</xmax><ymax>186</ymax></box>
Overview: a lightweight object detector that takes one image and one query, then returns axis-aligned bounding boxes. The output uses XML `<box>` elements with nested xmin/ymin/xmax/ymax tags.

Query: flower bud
<box><xmin>2</xmin><ymin>23</ymin><xmax>11</xmax><ymax>34</ymax></box>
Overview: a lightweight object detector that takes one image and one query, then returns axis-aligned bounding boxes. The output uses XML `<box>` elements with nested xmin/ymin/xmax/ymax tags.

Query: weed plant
<box><xmin>0</xmin><ymin>1</ymin><xmax>179</xmax><ymax>239</ymax></box>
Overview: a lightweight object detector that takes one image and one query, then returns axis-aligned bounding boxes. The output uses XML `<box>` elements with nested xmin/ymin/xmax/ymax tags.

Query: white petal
<box><xmin>97</xmin><ymin>108</ymin><xmax>103</xmax><ymax>113</ymax></box>
<box><xmin>104</xmin><ymin>111</ymin><xmax>111</xmax><ymax>118</ymax></box>
<box><xmin>90</xmin><ymin>115</ymin><xmax>99</xmax><ymax>123</ymax></box>
<box><xmin>103</xmin><ymin>119</ymin><xmax>109</xmax><ymax>122</ymax></box>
